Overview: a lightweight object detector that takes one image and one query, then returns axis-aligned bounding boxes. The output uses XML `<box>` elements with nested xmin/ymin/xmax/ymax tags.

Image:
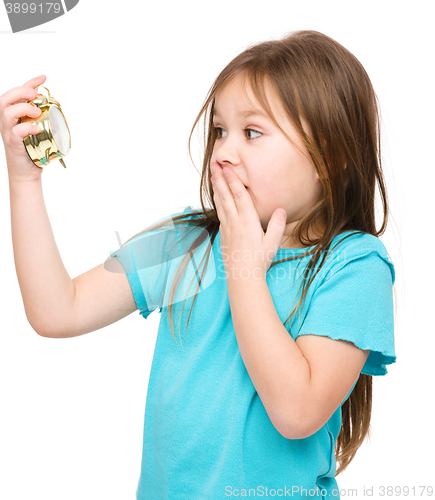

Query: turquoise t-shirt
<box><xmin>109</xmin><ymin>206</ymin><xmax>396</xmax><ymax>500</ymax></box>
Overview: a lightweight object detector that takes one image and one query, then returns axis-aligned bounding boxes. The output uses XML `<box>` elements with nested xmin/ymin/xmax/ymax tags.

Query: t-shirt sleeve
<box><xmin>297</xmin><ymin>240</ymin><xmax>396</xmax><ymax>376</ymax></box>
<box><xmin>107</xmin><ymin>214</ymin><xmax>176</xmax><ymax>319</ymax></box>
<box><xmin>106</xmin><ymin>206</ymin><xmax>215</xmax><ymax>320</ymax></box>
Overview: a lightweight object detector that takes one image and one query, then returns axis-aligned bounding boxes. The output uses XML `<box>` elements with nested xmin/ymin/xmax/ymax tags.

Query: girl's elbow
<box><xmin>271</xmin><ymin>406</ymin><xmax>321</xmax><ymax>440</ymax></box>
<box><xmin>274</xmin><ymin>420</ymin><xmax>314</xmax><ymax>440</ymax></box>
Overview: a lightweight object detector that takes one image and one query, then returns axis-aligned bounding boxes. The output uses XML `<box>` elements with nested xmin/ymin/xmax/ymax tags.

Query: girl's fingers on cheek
<box><xmin>213</xmin><ymin>186</ymin><xmax>225</xmax><ymax>222</ymax></box>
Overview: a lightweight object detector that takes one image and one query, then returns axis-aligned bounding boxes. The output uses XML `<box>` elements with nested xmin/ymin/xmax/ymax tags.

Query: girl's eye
<box><xmin>245</xmin><ymin>129</ymin><xmax>262</xmax><ymax>140</ymax></box>
<box><xmin>213</xmin><ymin>127</ymin><xmax>227</xmax><ymax>139</ymax></box>
<box><xmin>213</xmin><ymin>127</ymin><xmax>262</xmax><ymax>140</ymax></box>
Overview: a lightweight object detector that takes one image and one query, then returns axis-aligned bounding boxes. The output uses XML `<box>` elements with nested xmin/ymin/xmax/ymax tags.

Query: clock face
<box><xmin>49</xmin><ymin>106</ymin><xmax>70</xmax><ymax>155</ymax></box>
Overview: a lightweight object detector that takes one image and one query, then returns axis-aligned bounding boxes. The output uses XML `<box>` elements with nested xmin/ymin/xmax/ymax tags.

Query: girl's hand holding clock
<box><xmin>0</xmin><ymin>75</ymin><xmax>46</xmax><ymax>183</ymax></box>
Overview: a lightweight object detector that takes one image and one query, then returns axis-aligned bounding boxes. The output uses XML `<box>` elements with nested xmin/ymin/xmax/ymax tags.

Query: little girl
<box><xmin>1</xmin><ymin>30</ymin><xmax>396</xmax><ymax>499</ymax></box>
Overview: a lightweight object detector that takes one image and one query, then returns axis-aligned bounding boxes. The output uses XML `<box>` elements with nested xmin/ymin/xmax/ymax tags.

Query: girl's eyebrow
<box><xmin>213</xmin><ymin>108</ymin><xmax>268</xmax><ymax>120</ymax></box>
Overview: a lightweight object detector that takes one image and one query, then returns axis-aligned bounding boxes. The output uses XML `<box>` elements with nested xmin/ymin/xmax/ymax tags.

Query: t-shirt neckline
<box><xmin>274</xmin><ymin>230</ymin><xmax>357</xmax><ymax>255</ymax></box>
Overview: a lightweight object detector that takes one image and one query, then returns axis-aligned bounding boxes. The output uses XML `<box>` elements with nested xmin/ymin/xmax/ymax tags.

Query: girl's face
<box><xmin>211</xmin><ymin>76</ymin><xmax>324</xmax><ymax>248</ymax></box>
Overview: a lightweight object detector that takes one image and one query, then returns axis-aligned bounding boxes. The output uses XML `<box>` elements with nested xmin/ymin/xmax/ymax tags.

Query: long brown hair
<box><xmin>121</xmin><ymin>30</ymin><xmax>392</xmax><ymax>476</ymax></box>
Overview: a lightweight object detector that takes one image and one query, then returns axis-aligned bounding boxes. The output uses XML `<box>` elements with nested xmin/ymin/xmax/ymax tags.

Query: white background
<box><xmin>0</xmin><ymin>1</ymin><xmax>433</xmax><ymax>499</ymax></box>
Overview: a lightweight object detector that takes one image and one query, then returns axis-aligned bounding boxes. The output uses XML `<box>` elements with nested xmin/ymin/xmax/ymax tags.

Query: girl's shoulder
<box><xmin>331</xmin><ymin>230</ymin><xmax>390</xmax><ymax>255</ymax></box>
<box><xmin>325</xmin><ymin>230</ymin><xmax>395</xmax><ymax>285</ymax></box>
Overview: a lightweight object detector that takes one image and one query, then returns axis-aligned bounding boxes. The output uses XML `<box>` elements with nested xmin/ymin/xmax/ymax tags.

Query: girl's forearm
<box><xmin>9</xmin><ymin>176</ymin><xmax>76</xmax><ymax>336</ymax></box>
<box><xmin>226</xmin><ymin>272</ymin><xmax>311</xmax><ymax>439</ymax></box>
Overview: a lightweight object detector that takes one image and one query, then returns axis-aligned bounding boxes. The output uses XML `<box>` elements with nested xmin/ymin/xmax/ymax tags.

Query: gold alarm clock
<box><xmin>21</xmin><ymin>86</ymin><xmax>71</xmax><ymax>168</ymax></box>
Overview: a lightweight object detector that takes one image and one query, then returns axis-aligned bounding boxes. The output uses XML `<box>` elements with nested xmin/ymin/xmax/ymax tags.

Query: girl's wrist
<box><xmin>7</xmin><ymin>157</ymin><xmax>43</xmax><ymax>185</ymax></box>
<box><xmin>8</xmin><ymin>171</ymin><xmax>43</xmax><ymax>190</ymax></box>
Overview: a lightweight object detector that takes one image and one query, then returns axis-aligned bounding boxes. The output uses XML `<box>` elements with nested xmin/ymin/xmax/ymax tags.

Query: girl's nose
<box><xmin>214</xmin><ymin>136</ymin><xmax>241</xmax><ymax>166</ymax></box>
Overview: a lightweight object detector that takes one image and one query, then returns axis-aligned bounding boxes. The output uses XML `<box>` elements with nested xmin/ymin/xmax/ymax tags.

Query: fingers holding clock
<box><xmin>22</xmin><ymin>74</ymin><xmax>46</xmax><ymax>90</ymax></box>
<box><xmin>1</xmin><ymin>115</ymin><xmax>40</xmax><ymax>163</ymax></box>
<box><xmin>15</xmin><ymin>75</ymin><xmax>47</xmax><ymax>103</ymax></box>
<box><xmin>11</xmin><ymin>121</ymin><xmax>41</xmax><ymax>145</ymax></box>
<box><xmin>1</xmin><ymin>76</ymin><xmax>44</xmax><ymax>108</ymax></box>
<box><xmin>5</xmin><ymin>102</ymin><xmax>42</xmax><ymax>125</ymax></box>
<box><xmin>0</xmin><ymin>76</ymin><xmax>46</xmax><ymax>182</ymax></box>
<box><xmin>1</xmin><ymin>103</ymin><xmax>42</xmax><ymax>140</ymax></box>
<box><xmin>0</xmin><ymin>75</ymin><xmax>45</xmax><ymax>135</ymax></box>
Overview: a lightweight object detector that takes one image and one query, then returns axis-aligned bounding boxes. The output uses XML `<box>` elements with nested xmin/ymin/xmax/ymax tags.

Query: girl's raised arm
<box><xmin>2</xmin><ymin>77</ymin><xmax>137</xmax><ymax>338</ymax></box>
